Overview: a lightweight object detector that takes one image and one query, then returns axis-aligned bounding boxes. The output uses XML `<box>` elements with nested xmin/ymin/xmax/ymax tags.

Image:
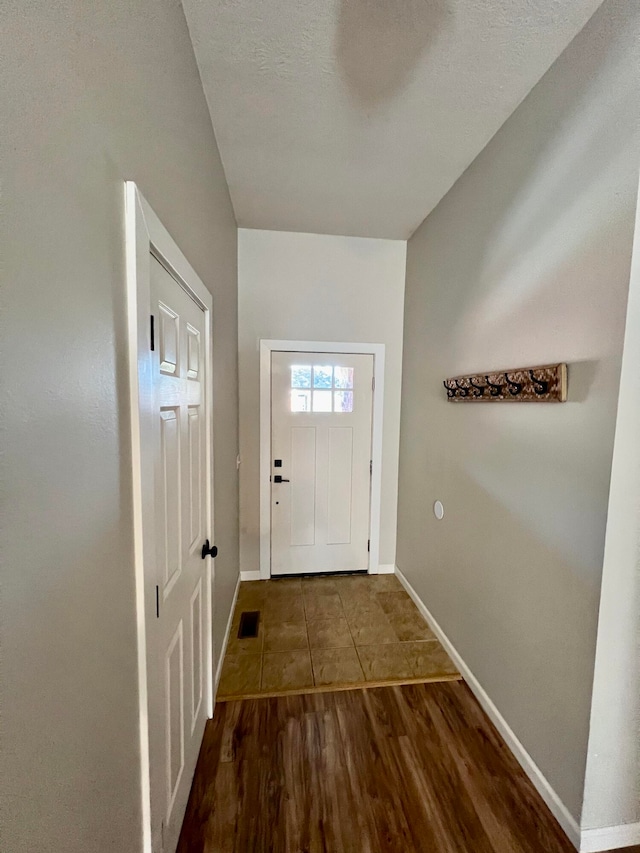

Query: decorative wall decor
<box><xmin>443</xmin><ymin>363</ymin><xmax>567</xmax><ymax>402</ymax></box>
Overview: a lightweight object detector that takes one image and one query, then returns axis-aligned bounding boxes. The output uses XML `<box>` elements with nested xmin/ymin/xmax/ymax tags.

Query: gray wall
<box><xmin>1</xmin><ymin>2</ymin><xmax>239</xmax><ymax>851</ymax></box>
<box><xmin>396</xmin><ymin>0</ymin><xmax>640</xmax><ymax>824</ymax></box>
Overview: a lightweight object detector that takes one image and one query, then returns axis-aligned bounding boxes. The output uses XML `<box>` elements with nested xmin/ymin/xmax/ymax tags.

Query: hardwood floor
<box><xmin>179</xmin><ymin>680</ymin><xmax>581</xmax><ymax>853</ymax></box>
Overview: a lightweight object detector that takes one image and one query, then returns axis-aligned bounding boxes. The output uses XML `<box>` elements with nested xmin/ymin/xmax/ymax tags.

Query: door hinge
<box><xmin>369</xmin><ymin>460</ymin><xmax>373</xmax><ymax>476</ymax></box>
<box><xmin>372</xmin><ymin>376</ymin><xmax>375</xmax><ymax>391</ymax></box>
<box><xmin>155</xmin><ymin>585</ymin><xmax>160</xmax><ymax>618</ymax></box>
<box><xmin>367</xmin><ymin>539</ymin><xmax>370</xmax><ymax>552</ymax></box>
<box><xmin>150</xmin><ymin>314</ymin><xmax>155</xmax><ymax>351</ymax></box>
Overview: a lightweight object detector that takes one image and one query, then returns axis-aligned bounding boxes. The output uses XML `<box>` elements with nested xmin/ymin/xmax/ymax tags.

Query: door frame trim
<box><xmin>259</xmin><ymin>339</ymin><xmax>385</xmax><ymax>580</ymax></box>
<box><xmin>124</xmin><ymin>182</ymin><xmax>215</xmax><ymax>853</ymax></box>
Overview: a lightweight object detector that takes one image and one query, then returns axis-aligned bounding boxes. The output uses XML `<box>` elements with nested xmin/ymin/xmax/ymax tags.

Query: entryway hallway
<box><xmin>6</xmin><ymin>0</ymin><xmax>640</xmax><ymax>851</ymax></box>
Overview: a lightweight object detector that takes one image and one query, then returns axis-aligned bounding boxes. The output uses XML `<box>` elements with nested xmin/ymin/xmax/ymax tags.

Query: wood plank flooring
<box><xmin>178</xmin><ymin>680</ymin><xmax>581</xmax><ymax>853</ymax></box>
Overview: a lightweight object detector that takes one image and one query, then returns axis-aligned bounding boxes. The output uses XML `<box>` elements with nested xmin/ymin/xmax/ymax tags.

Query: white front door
<box><xmin>270</xmin><ymin>351</ymin><xmax>374</xmax><ymax>576</ymax></box>
<box><xmin>148</xmin><ymin>256</ymin><xmax>209</xmax><ymax>851</ymax></box>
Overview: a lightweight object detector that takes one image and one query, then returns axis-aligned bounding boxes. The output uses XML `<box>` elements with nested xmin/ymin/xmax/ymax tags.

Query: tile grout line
<box><xmin>304</xmin><ymin>603</ymin><xmax>317</xmax><ymax>689</ymax></box>
<box><xmin>337</xmin><ymin>586</ymin><xmax>366</xmax><ymax>682</ymax></box>
<box><xmin>303</xmin><ymin>590</ymin><xmax>320</xmax><ymax>688</ymax></box>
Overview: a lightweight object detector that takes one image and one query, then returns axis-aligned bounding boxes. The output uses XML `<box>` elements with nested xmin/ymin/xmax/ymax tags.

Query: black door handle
<box><xmin>201</xmin><ymin>539</ymin><xmax>218</xmax><ymax>559</ymax></box>
<box><xmin>273</xmin><ymin>475</ymin><xmax>290</xmax><ymax>483</ymax></box>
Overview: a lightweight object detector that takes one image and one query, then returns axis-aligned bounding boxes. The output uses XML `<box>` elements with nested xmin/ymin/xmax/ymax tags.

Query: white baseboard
<box><xmin>376</xmin><ymin>564</ymin><xmax>396</xmax><ymax>574</ymax></box>
<box><xmin>213</xmin><ymin>573</ymin><xmax>241</xmax><ymax>700</ymax></box>
<box><xmin>580</xmin><ymin>822</ymin><xmax>640</xmax><ymax>852</ymax></box>
<box><xmin>240</xmin><ymin>569</ymin><xmax>262</xmax><ymax>581</ymax></box>
<box><xmin>394</xmin><ymin>565</ymin><xmax>582</xmax><ymax>850</ymax></box>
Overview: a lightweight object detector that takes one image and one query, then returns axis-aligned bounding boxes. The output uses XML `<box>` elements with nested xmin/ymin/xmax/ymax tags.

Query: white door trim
<box><xmin>125</xmin><ymin>182</ymin><xmax>215</xmax><ymax>853</ymax></box>
<box><xmin>259</xmin><ymin>339</ymin><xmax>385</xmax><ymax>580</ymax></box>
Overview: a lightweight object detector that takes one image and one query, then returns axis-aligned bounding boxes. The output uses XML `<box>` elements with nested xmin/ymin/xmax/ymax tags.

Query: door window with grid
<box><xmin>290</xmin><ymin>365</ymin><xmax>354</xmax><ymax>413</ymax></box>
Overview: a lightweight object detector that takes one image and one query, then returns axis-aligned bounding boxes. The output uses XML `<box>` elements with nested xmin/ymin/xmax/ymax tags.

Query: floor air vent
<box><xmin>237</xmin><ymin>610</ymin><xmax>260</xmax><ymax>639</ymax></box>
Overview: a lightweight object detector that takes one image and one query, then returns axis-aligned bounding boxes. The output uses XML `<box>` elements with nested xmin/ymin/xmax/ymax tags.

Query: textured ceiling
<box><xmin>183</xmin><ymin>0</ymin><xmax>603</xmax><ymax>239</ymax></box>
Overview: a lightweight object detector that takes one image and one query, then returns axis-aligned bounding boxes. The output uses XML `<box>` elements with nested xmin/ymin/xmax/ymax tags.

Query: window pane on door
<box><xmin>312</xmin><ymin>390</ymin><xmax>332</xmax><ymax>412</ymax></box>
<box><xmin>291</xmin><ymin>390</ymin><xmax>311</xmax><ymax>412</ymax></box>
<box><xmin>334</xmin><ymin>367</ymin><xmax>354</xmax><ymax>389</ymax></box>
<box><xmin>290</xmin><ymin>364</ymin><xmax>357</xmax><ymax>412</ymax></box>
<box><xmin>334</xmin><ymin>391</ymin><xmax>354</xmax><ymax>412</ymax></box>
<box><xmin>291</xmin><ymin>366</ymin><xmax>311</xmax><ymax>388</ymax></box>
<box><xmin>313</xmin><ymin>366</ymin><xmax>333</xmax><ymax>388</ymax></box>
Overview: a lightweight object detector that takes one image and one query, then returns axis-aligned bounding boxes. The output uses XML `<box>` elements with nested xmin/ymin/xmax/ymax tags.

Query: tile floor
<box><xmin>217</xmin><ymin>573</ymin><xmax>461</xmax><ymax>700</ymax></box>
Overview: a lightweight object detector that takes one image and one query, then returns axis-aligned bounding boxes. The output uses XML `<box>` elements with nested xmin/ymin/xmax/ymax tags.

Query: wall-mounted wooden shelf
<box><xmin>443</xmin><ymin>363</ymin><xmax>567</xmax><ymax>402</ymax></box>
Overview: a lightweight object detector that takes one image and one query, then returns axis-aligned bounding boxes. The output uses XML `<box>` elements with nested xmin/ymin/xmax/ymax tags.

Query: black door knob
<box><xmin>201</xmin><ymin>539</ymin><xmax>218</xmax><ymax>559</ymax></box>
<box><xmin>273</xmin><ymin>475</ymin><xmax>290</xmax><ymax>483</ymax></box>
